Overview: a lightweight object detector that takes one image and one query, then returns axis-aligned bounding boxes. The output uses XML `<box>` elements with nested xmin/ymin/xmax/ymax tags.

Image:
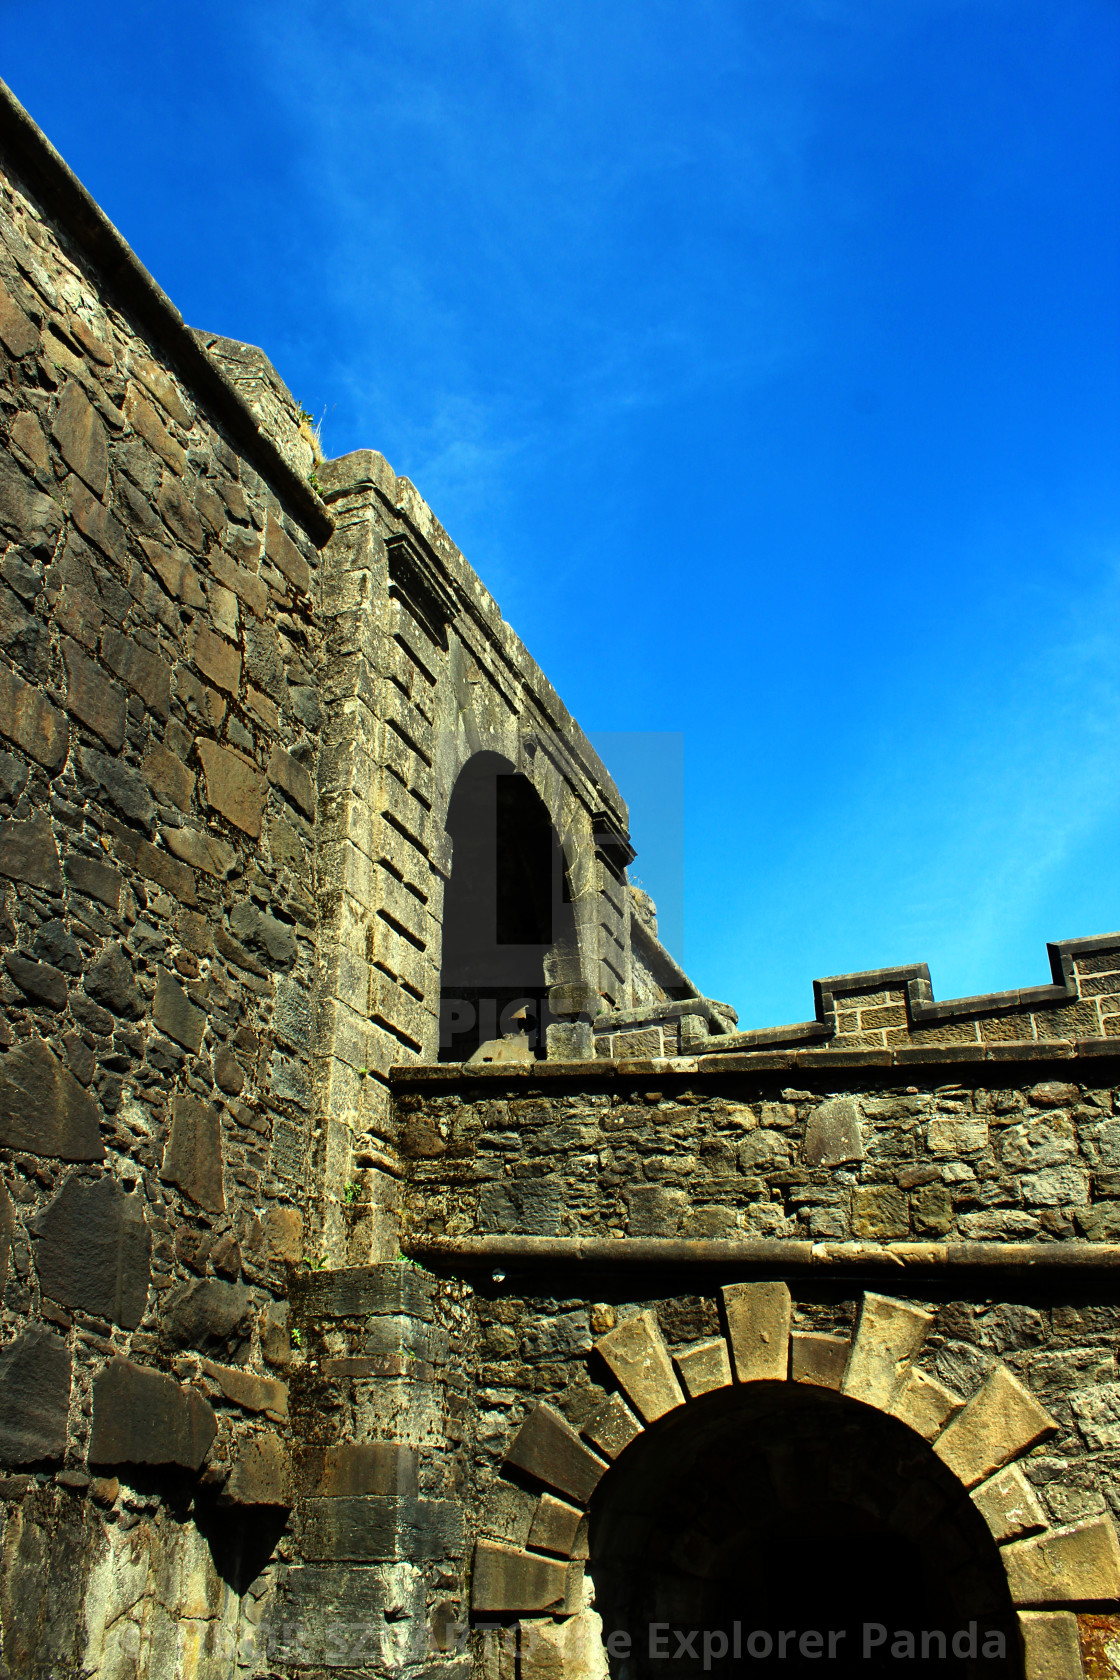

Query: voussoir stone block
<box><xmin>594</xmin><ymin>1310</ymin><xmax>685</xmax><ymax>1421</ymax></box>
<box><xmin>89</xmin><ymin>1357</ymin><xmax>216</xmax><ymax>1470</ymax></box>
<box><xmin>791</xmin><ymin>1332</ymin><xmax>849</xmax><ymax>1390</ymax></box>
<box><xmin>0</xmin><ymin>1037</ymin><xmax>103</xmax><ymax>1160</ymax></box>
<box><xmin>675</xmin><ymin>1336</ymin><xmax>732</xmax><ymax>1399</ymax></box>
<box><xmin>528</xmin><ymin>1493</ymin><xmax>584</xmax><ymax>1557</ymax></box>
<box><xmin>842</xmin><ymin>1293</ymin><xmax>933</xmax><ymax>1410</ymax></box>
<box><xmin>889</xmin><ymin>1367</ymin><xmax>964</xmax><ymax>1441</ymax></box>
<box><xmin>972</xmin><ymin>1463</ymin><xmax>1048</xmax><ymax>1544</ymax></box>
<box><xmin>580</xmin><ymin>1393</ymin><xmax>643</xmax><ymax>1461</ymax></box>
<box><xmin>504</xmin><ymin>1403</ymin><xmax>608</xmax><ymax>1505</ymax></box>
<box><xmin>722</xmin><ymin>1281</ymin><xmax>791</xmax><ymax>1383</ymax></box>
<box><xmin>1003</xmin><ymin>1517</ymin><xmax>1120</xmax><ymax>1607</ymax></box>
<box><xmin>1018</xmin><ymin>1612</ymin><xmax>1085</xmax><ymax>1680</ymax></box>
<box><xmin>934</xmin><ymin>1364</ymin><xmax>1058</xmax><ymax>1489</ymax></box>
<box><xmin>472</xmin><ymin>1540</ymin><xmax>567</xmax><ymax>1613</ymax></box>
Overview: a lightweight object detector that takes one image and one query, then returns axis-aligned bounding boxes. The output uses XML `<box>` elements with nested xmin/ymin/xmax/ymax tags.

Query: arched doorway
<box><xmin>589</xmin><ymin>1382</ymin><xmax>1020</xmax><ymax>1680</ymax></box>
<box><xmin>438</xmin><ymin>752</ymin><xmax>579</xmax><ymax>1060</ymax></box>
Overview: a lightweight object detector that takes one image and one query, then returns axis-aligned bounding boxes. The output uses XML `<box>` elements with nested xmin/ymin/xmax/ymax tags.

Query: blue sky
<box><xmin>5</xmin><ymin>0</ymin><xmax>1118</xmax><ymax>1027</ymax></box>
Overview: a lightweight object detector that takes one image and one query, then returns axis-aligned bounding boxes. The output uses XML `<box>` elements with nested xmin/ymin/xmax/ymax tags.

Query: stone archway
<box><xmin>437</xmin><ymin>751</ymin><xmax>582</xmax><ymax>1060</ymax></box>
<box><xmin>471</xmin><ymin>1288</ymin><xmax>1120</xmax><ymax>1680</ymax></box>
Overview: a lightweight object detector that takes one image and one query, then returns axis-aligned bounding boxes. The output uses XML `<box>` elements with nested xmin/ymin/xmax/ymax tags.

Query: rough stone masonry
<box><xmin>0</xmin><ymin>72</ymin><xmax>1118</xmax><ymax>1680</ymax></box>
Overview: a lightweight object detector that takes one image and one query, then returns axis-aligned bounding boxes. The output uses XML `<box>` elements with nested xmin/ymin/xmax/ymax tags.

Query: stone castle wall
<box><xmin>1</xmin><ymin>70</ymin><xmax>1119</xmax><ymax>1680</ymax></box>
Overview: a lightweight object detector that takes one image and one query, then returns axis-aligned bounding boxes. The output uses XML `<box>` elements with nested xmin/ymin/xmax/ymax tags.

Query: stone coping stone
<box><xmin>389</xmin><ymin>1038</ymin><xmax>1117</xmax><ymax>1084</ymax></box>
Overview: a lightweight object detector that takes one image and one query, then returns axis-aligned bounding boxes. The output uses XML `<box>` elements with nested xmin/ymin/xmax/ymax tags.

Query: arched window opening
<box><xmin>589</xmin><ymin>1383</ymin><xmax>1019</xmax><ymax>1680</ymax></box>
<box><xmin>439</xmin><ymin>753</ymin><xmax>578</xmax><ymax>1060</ymax></box>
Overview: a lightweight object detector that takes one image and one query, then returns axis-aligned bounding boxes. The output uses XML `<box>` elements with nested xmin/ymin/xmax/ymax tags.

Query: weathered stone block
<box><xmin>889</xmin><ymin>1367</ymin><xmax>963</xmax><ymax>1441</ymax></box>
<box><xmin>0</xmin><ymin>453</ymin><xmax>62</xmax><ymax>552</ymax></box>
<box><xmin>268</xmin><ymin>745</ymin><xmax>316</xmax><ymax>819</ymax></box>
<box><xmin>5</xmin><ymin>952</ymin><xmax>67</xmax><ymax>1009</ymax></box>
<box><xmin>196</xmin><ymin>737</ymin><xmax>266</xmax><ymax>837</ymax></box>
<box><xmin>0</xmin><ymin>668</ymin><xmax>67</xmax><ymax>772</ymax></box>
<box><xmin>191</xmin><ymin>622</ymin><xmax>241</xmax><ymax>694</ymax></box>
<box><xmin>33</xmin><ymin>1173</ymin><xmax>151</xmax><ymax>1327</ymax></box>
<box><xmin>1003</xmin><ymin>1517</ymin><xmax>1120</xmax><ymax>1605</ymax></box>
<box><xmin>852</xmin><ymin>1184</ymin><xmax>910</xmax><ymax>1239</ymax></box>
<box><xmin>80</xmin><ymin>747</ymin><xmax>155</xmax><ymax>831</ymax></box>
<box><xmin>471</xmin><ymin>1541</ymin><xmax>566</xmax><ymax>1614</ymax></box>
<box><xmin>160</xmin><ymin>1277</ymin><xmax>252</xmax><ymax>1355</ymax></box>
<box><xmin>266</xmin><ymin>516</ymin><xmax>311</xmax><ymax>594</ymax></box>
<box><xmin>201</xmin><ymin>1359</ymin><xmax>286</xmax><ymax>1419</ymax></box>
<box><xmin>89</xmin><ymin>1357</ymin><xmax>216</xmax><ymax>1470</ymax></box>
<box><xmin>504</xmin><ymin>1404</ymin><xmax>608</xmax><ymax>1504</ymax></box>
<box><xmin>790</xmin><ymin>1331</ymin><xmax>849</xmax><ymax>1389</ymax></box>
<box><xmin>84</xmin><ymin>941</ymin><xmax>141</xmax><ymax>1017</ymax></box>
<box><xmin>0</xmin><ymin>1038</ymin><xmax>103</xmax><ymax>1159</ymax></box>
<box><xmin>528</xmin><ymin>1494</ymin><xmax>583</xmax><ymax>1557</ymax></box>
<box><xmin>1017</xmin><ymin>1612</ymin><xmax>1086</xmax><ymax>1680</ymax></box>
<box><xmin>722</xmin><ymin>1280</ymin><xmax>791</xmax><ymax>1383</ymax></box>
<box><xmin>162</xmin><ymin>826</ymin><xmax>236</xmax><ymax>878</ymax></box>
<box><xmin>0</xmin><ymin>1324</ymin><xmax>71</xmax><ymax>1465</ymax></box>
<box><xmin>64</xmin><ymin>852</ymin><xmax>121</xmax><ymax>909</ymax></box>
<box><xmin>972</xmin><ymin>1464</ymin><xmax>1048</xmax><ymax>1543</ymax></box>
<box><xmin>842</xmin><ymin>1293</ymin><xmax>933</xmax><ymax>1410</ymax></box>
<box><xmin>62</xmin><ymin>637</ymin><xmax>124</xmax><ymax>748</ymax></box>
<box><xmin>161</xmin><ymin>1092</ymin><xmax>224</xmax><ymax>1212</ymax></box>
<box><xmin>674</xmin><ymin>1336</ymin><xmax>732</xmax><ymax>1398</ymax></box>
<box><xmin>0</xmin><ymin>278</ymin><xmax>38</xmax><ymax>358</ymax></box>
<box><xmin>580</xmin><ymin>1394</ymin><xmax>643</xmax><ymax>1461</ymax></box>
<box><xmin>152</xmin><ymin>967</ymin><xmax>206</xmax><ymax>1053</ymax></box>
<box><xmin>100</xmin><ymin>629</ymin><xmax>171</xmax><ymax>719</ymax></box>
<box><xmin>934</xmin><ymin>1364</ymin><xmax>1058</xmax><ymax>1489</ymax></box>
<box><xmin>290</xmin><ymin>1263</ymin><xmax>434</xmax><ymax>1320</ymax></box>
<box><xmin>297</xmin><ymin>1441</ymin><xmax>419</xmax><ymax>1499</ymax></box>
<box><xmin>301</xmin><ymin>1495</ymin><xmax>463</xmax><ymax>1561</ymax></box>
<box><xmin>52</xmin><ymin>380</ymin><xmax>108</xmax><ymax>498</ymax></box>
<box><xmin>803</xmin><ymin>1097</ymin><xmax>864</xmax><ymax>1166</ymax></box>
<box><xmin>142</xmin><ymin>741</ymin><xmax>194</xmax><ymax>810</ymax></box>
<box><xmin>224</xmin><ymin>1432</ymin><xmax>292</xmax><ymax>1507</ymax></box>
<box><xmin>594</xmin><ymin>1310</ymin><xmax>685</xmax><ymax>1420</ymax></box>
<box><xmin>1070</xmin><ymin>1383</ymin><xmax>1120</xmax><ymax>1451</ymax></box>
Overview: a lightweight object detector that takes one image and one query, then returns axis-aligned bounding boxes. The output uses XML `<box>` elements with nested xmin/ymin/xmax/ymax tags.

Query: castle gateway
<box><xmin>0</xmin><ymin>76</ymin><xmax>1117</xmax><ymax>1680</ymax></box>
